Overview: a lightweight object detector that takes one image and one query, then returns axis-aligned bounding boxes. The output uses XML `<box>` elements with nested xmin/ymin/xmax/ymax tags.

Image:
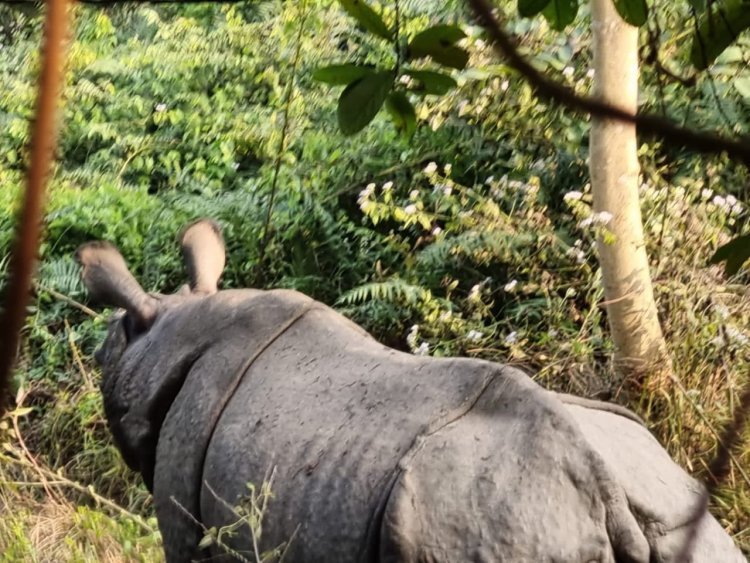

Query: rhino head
<box><xmin>76</xmin><ymin>219</ymin><xmax>225</xmax><ymax>371</ymax></box>
<box><xmin>75</xmin><ymin>219</ymin><xmax>228</xmax><ymax>487</ymax></box>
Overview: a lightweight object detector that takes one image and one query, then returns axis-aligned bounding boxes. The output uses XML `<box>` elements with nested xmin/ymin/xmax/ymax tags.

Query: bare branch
<box><xmin>464</xmin><ymin>0</ymin><xmax>750</xmax><ymax>165</ymax></box>
<box><xmin>0</xmin><ymin>0</ymin><xmax>70</xmax><ymax>417</ymax></box>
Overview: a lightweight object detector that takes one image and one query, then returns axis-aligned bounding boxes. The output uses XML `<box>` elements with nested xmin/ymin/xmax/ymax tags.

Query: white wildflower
<box><xmin>232</xmin><ymin>162</ymin><xmax>240</xmax><ymax>171</ymax></box>
<box><xmin>469</xmin><ymin>283</ymin><xmax>482</xmax><ymax>299</ymax></box>
<box><xmin>439</xmin><ymin>310</ymin><xmax>452</xmax><ymax>322</ymax></box>
<box><xmin>712</xmin><ymin>195</ymin><xmax>728</xmax><ymax>211</ymax></box>
<box><xmin>155</xmin><ymin>103</ymin><xmax>167</xmax><ymax>112</ymax></box>
<box><xmin>578</xmin><ymin>217</ymin><xmax>593</xmax><ymax>228</ymax></box>
<box><xmin>714</xmin><ymin>303</ymin><xmax>730</xmax><ymax>320</ymax></box>
<box><xmin>715</xmin><ymin>325</ymin><xmax>750</xmax><ymax>349</ymax></box>
<box><xmin>701</xmin><ymin>188</ymin><xmax>714</xmax><ymax>200</ymax></box>
<box><xmin>485</xmin><ymin>176</ymin><xmax>495</xmax><ymax>185</ymax></box>
<box><xmin>432</xmin><ymin>226</ymin><xmax>443</xmax><ymax>236</ymax></box>
<box><xmin>423</xmin><ymin>161</ymin><xmax>438</xmax><ymax>174</ymax></box>
<box><xmin>500</xmin><ymin>80</ymin><xmax>509</xmax><ymax>91</ymax></box>
<box><xmin>594</xmin><ymin>211</ymin><xmax>613</xmax><ymax>225</ymax></box>
<box><xmin>382</xmin><ymin>181</ymin><xmax>394</xmax><ymax>192</ymax></box>
<box><xmin>504</xmin><ymin>331</ymin><xmax>519</xmax><ymax>345</ymax></box>
<box><xmin>562</xmin><ymin>66</ymin><xmax>574</xmax><ymax>78</ymax></box>
<box><xmin>406</xmin><ymin>325</ymin><xmax>419</xmax><ymax>349</ymax></box>
<box><xmin>398</xmin><ymin>74</ymin><xmax>411</xmax><ymax>85</ymax></box>
<box><xmin>504</xmin><ymin>279</ymin><xmax>518</xmax><ymax>292</ymax></box>
<box><xmin>404</xmin><ymin>204</ymin><xmax>417</xmax><ymax>215</ymax></box>
<box><xmin>358</xmin><ymin>183</ymin><xmax>376</xmax><ymax>205</ymax></box>
<box><xmin>415</xmin><ymin>342</ymin><xmax>430</xmax><ymax>356</ymax></box>
<box><xmin>443</xmin><ymin>163</ymin><xmax>452</xmax><ymax>175</ymax></box>
<box><xmin>563</xmin><ymin>190</ymin><xmax>583</xmax><ymax>202</ymax></box>
<box><xmin>409</xmin><ymin>189</ymin><xmax>420</xmax><ymax>200</ymax></box>
<box><xmin>442</xmin><ymin>184</ymin><xmax>453</xmax><ymax>196</ymax></box>
<box><xmin>586</xmin><ymin>68</ymin><xmax>595</xmax><ymax>79</ymax></box>
<box><xmin>466</xmin><ymin>330</ymin><xmax>484</xmax><ymax>342</ymax></box>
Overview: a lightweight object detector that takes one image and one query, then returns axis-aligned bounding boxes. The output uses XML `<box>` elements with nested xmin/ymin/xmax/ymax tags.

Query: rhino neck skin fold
<box><xmin>80</xmin><ymin>220</ymin><xmax>745</xmax><ymax>563</ymax></box>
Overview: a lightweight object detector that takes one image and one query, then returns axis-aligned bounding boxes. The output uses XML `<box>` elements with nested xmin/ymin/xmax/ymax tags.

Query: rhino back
<box><xmin>163</xmin><ymin>302</ymin><xmax>500</xmax><ymax>561</ymax></box>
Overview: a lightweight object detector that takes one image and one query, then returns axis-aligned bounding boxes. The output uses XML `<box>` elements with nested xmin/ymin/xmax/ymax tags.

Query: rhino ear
<box><xmin>179</xmin><ymin>218</ymin><xmax>225</xmax><ymax>295</ymax></box>
<box><xmin>75</xmin><ymin>241</ymin><xmax>158</xmax><ymax>330</ymax></box>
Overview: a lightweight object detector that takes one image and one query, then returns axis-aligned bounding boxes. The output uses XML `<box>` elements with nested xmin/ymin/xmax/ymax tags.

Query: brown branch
<box><xmin>464</xmin><ymin>0</ymin><xmax>750</xmax><ymax>165</ymax></box>
<box><xmin>0</xmin><ymin>0</ymin><xmax>71</xmax><ymax>418</ymax></box>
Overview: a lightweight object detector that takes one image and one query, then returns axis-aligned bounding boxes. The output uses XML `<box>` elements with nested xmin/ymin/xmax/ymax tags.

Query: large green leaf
<box><xmin>709</xmin><ymin>233</ymin><xmax>750</xmax><ymax>276</ymax></box>
<box><xmin>518</xmin><ymin>0</ymin><xmax>552</xmax><ymax>17</ymax></box>
<box><xmin>337</xmin><ymin>70</ymin><xmax>393</xmax><ymax>135</ymax></box>
<box><xmin>690</xmin><ymin>0</ymin><xmax>750</xmax><ymax>69</ymax></box>
<box><xmin>408</xmin><ymin>24</ymin><xmax>469</xmax><ymax>70</ymax></box>
<box><xmin>385</xmin><ymin>91</ymin><xmax>416</xmax><ymax>136</ymax></box>
<box><xmin>613</xmin><ymin>0</ymin><xmax>649</xmax><ymax>26</ymax></box>
<box><xmin>338</xmin><ymin>0</ymin><xmax>392</xmax><ymax>40</ymax></box>
<box><xmin>542</xmin><ymin>0</ymin><xmax>579</xmax><ymax>31</ymax></box>
<box><xmin>313</xmin><ymin>64</ymin><xmax>374</xmax><ymax>85</ymax></box>
<box><xmin>403</xmin><ymin>69</ymin><xmax>458</xmax><ymax>95</ymax></box>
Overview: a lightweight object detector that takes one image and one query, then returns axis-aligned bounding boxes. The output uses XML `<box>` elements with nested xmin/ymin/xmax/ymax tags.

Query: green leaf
<box><xmin>337</xmin><ymin>0</ymin><xmax>392</xmax><ymax>40</ymax></box>
<box><xmin>709</xmin><ymin>233</ymin><xmax>750</xmax><ymax>276</ymax></box>
<box><xmin>542</xmin><ymin>0</ymin><xmax>579</xmax><ymax>31</ymax></box>
<box><xmin>403</xmin><ymin>69</ymin><xmax>458</xmax><ymax>95</ymax></box>
<box><xmin>337</xmin><ymin>70</ymin><xmax>393</xmax><ymax>135</ymax></box>
<box><xmin>688</xmin><ymin>0</ymin><xmax>707</xmax><ymax>11</ymax></box>
<box><xmin>313</xmin><ymin>64</ymin><xmax>374</xmax><ymax>85</ymax></box>
<box><xmin>518</xmin><ymin>0</ymin><xmax>552</xmax><ymax>17</ymax></box>
<box><xmin>613</xmin><ymin>0</ymin><xmax>649</xmax><ymax>26</ymax></box>
<box><xmin>385</xmin><ymin>91</ymin><xmax>416</xmax><ymax>136</ymax></box>
<box><xmin>408</xmin><ymin>24</ymin><xmax>469</xmax><ymax>70</ymax></box>
<box><xmin>690</xmin><ymin>0</ymin><xmax>750</xmax><ymax>69</ymax></box>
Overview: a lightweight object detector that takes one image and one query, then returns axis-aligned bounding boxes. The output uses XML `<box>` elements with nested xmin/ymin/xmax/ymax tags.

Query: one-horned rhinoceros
<box><xmin>76</xmin><ymin>219</ymin><xmax>744</xmax><ymax>563</ymax></box>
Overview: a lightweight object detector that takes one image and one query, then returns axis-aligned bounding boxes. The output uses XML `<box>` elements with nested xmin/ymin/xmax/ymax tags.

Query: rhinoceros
<box><xmin>75</xmin><ymin>219</ymin><xmax>745</xmax><ymax>563</ymax></box>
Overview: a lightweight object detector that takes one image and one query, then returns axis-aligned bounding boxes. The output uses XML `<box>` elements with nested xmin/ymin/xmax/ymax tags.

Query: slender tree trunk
<box><xmin>589</xmin><ymin>0</ymin><xmax>670</xmax><ymax>381</ymax></box>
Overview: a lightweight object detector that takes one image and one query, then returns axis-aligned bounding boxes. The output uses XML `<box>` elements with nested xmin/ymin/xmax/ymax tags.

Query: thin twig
<box><xmin>10</xmin><ymin>388</ymin><xmax>64</xmax><ymax>504</ymax></box>
<box><xmin>64</xmin><ymin>318</ymin><xmax>96</xmax><ymax>392</ymax></box>
<box><xmin>36</xmin><ymin>283</ymin><xmax>100</xmax><ymax>318</ymax></box>
<box><xmin>4</xmin><ymin>453</ymin><xmax>155</xmax><ymax>535</ymax></box>
<box><xmin>257</xmin><ymin>1</ymin><xmax>309</xmax><ymax>276</ymax></box>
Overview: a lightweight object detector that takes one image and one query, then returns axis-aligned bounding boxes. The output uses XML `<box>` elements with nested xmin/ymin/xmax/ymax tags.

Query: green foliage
<box><xmin>337</xmin><ymin>0</ymin><xmax>392</xmax><ymax>40</ymax></box>
<box><xmin>338</xmin><ymin>70</ymin><xmax>394</xmax><ymax>135</ymax></box>
<box><xmin>384</xmin><ymin>91</ymin><xmax>417</xmax><ymax>136</ymax></box>
<box><xmin>407</xmin><ymin>24</ymin><xmax>469</xmax><ymax>69</ymax></box>
<box><xmin>710</xmin><ymin>234</ymin><xmax>750</xmax><ymax>275</ymax></box>
<box><xmin>542</xmin><ymin>0</ymin><xmax>579</xmax><ymax>31</ymax></box>
<box><xmin>690</xmin><ymin>0</ymin><xmax>750</xmax><ymax>69</ymax></box>
<box><xmin>518</xmin><ymin>0</ymin><xmax>552</xmax><ymax>17</ymax></box>
<box><xmin>613</xmin><ymin>0</ymin><xmax>649</xmax><ymax>26</ymax></box>
<box><xmin>313</xmin><ymin>4</ymin><xmax>465</xmax><ymax>135</ymax></box>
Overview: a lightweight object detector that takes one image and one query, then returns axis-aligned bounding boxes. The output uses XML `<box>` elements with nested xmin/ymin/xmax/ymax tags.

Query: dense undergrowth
<box><xmin>1</xmin><ymin>1</ymin><xmax>750</xmax><ymax>560</ymax></box>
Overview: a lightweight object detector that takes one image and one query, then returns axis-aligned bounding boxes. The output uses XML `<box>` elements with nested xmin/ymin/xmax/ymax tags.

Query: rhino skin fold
<box><xmin>77</xmin><ymin>220</ymin><xmax>746</xmax><ymax>563</ymax></box>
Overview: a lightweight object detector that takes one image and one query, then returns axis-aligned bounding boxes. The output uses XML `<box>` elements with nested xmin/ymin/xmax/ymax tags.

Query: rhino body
<box><xmin>78</xmin><ymin>220</ymin><xmax>745</xmax><ymax>563</ymax></box>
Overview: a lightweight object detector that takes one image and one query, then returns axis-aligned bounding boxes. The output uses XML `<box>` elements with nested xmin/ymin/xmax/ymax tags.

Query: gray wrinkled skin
<box><xmin>81</xmin><ymin>222</ymin><xmax>745</xmax><ymax>563</ymax></box>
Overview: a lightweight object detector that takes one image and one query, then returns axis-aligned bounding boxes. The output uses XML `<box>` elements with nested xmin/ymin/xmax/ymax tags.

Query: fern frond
<box><xmin>337</xmin><ymin>278</ymin><xmax>432</xmax><ymax>307</ymax></box>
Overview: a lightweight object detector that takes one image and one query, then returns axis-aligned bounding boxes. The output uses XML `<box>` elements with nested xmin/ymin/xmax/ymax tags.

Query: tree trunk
<box><xmin>589</xmin><ymin>0</ymin><xmax>670</xmax><ymax>382</ymax></box>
